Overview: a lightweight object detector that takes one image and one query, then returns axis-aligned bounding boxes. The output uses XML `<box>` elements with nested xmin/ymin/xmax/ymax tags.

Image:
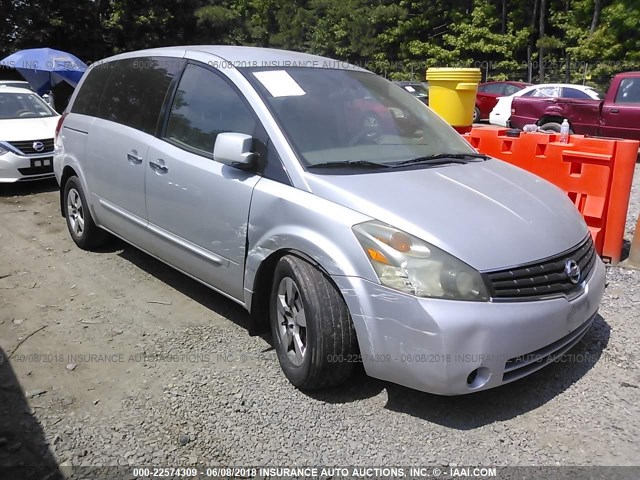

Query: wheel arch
<box><xmin>247</xmin><ymin>248</ymin><xmax>336</xmax><ymax>335</ymax></box>
<box><xmin>538</xmin><ymin>115</ymin><xmax>565</xmax><ymax>127</ymax></box>
<box><xmin>59</xmin><ymin>165</ymin><xmax>79</xmax><ymax>217</ymax></box>
<box><xmin>58</xmin><ymin>163</ymin><xmax>100</xmax><ymax>225</ymax></box>
<box><xmin>244</xmin><ymin>224</ymin><xmax>373</xmax><ymax>336</ymax></box>
<box><xmin>241</xmin><ymin>183</ymin><xmax>374</xmax><ymax>336</ymax></box>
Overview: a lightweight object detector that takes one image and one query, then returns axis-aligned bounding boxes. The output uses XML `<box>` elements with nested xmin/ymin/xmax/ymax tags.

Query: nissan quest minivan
<box><xmin>53</xmin><ymin>46</ymin><xmax>605</xmax><ymax>395</ymax></box>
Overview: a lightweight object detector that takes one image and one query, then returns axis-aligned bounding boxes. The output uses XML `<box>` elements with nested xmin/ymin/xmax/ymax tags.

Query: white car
<box><xmin>0</xmin><ymin>87</ymin><xmax>59</xmax><ymax>183</ymax></box>
<box><xmin>489</xmin><ymin>83</ymin><xmax>601</xmax><ymax>127</ymax></box>
<box><xmin>0</xmin><ymin>80</ymin><xmax>34</xmax><ymax>91</ymax></box>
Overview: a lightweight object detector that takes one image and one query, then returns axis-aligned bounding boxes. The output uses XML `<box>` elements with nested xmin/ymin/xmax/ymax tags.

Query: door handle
<box><xmin>609</xmin><ymin>108</ymin><xmax>619</xmax><ymax>113</ymax></box>
<box><xmin>127</xmin><ymin>151</ymin><xmax>143</xmax><ymax>165</ymax></box>
<box><xmin>149</xmin><ymin>159</ymin><xmax>169</xmax><ymax>174</ymax></box>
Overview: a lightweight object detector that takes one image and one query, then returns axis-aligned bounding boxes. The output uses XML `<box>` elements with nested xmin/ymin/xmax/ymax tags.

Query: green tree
<box><xmin>0</xmin><ymin>0</ymin><xmax>17</xmax><ymax>57</ymax></box>
<box><xmin>105</xmin><ymin>0</ymin><xmax>200</xmax><ymax>54</ymax></box>
<box><xmin>566</xmin><ymin>0</ymin><xmax>639</xmax><ymax>87</ymax></box>
<box><xmin>3</xmin><ymin>0</ymin><xmax>639</xmax><ymax>88</ymax></box>
<box><xmin>443</xmin><ymin>0</ymin><xmax>529</xmax><ymax>80</ymax></box>
<box><xmin>196</xmin><ymin>1</ymin><xmax>247</xmax><ymax>44</ymax></box>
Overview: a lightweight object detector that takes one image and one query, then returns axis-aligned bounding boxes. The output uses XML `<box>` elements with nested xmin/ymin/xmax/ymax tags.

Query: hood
<box><xmin>304</xmin><ymin>159</ymin><xmax>588</xmax><ymax>271</ymax></box>
<box><xmin>0</xmin><ymin>116</ymin><xmax>59</xmax><ymax>141</ymax></box>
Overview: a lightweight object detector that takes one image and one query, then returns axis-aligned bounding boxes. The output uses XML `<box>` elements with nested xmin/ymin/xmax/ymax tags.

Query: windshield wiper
<box><xmin>308</xmin><ymin>160</ymin><xmax>393</xmax><ymax>169</ymax></box>
<box><xmin>392</xmin><ymin>153</ymin><xmax>490</xmax><ymax>167</ymax></box>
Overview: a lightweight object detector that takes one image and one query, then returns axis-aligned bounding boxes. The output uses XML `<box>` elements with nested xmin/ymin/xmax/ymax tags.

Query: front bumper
<box><xmin>333</xmin><ymin>257</ymin><xmax>606</xmax><ymax>395</ymax></box>
<box><xmin>0</xmin><ymin>151</ymin><xmax>55</xmax><ymax>183</ymax></box>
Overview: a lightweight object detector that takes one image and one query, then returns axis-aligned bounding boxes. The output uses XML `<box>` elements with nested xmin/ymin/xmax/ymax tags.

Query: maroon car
<box><xmin>475</xmin><ymin>81</ymin><xmax>532</xmax><ymax>123</ymax></box>
<box><xmin>510</xmin><ymin>72</ymin><xmax>640</xmax><ymax>140</ymax></box>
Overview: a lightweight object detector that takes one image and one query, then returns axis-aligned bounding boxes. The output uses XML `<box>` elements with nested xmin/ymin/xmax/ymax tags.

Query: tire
<box><xmin>473</xmin><ymin>106</ymin><xmax>481</xmax><ymax>123</ymax></box>
<box><xmin>539</xmin><ymin>121</ymin><xmax>574</xmax><ymax>134</ymax></box>
<box><xmin>63</xmin><ymin>176</ymin><xmax>108</xmax><ymax>250</ymax></box>
<box><xmin>538</xmin><ymin>121</ymin><xmax>561</xmax><ymax>133</ymax></box>
<box><xmin>270</xmin><ymin>255</ymin><xmax>357</xmax><ymax>390</ymax></box>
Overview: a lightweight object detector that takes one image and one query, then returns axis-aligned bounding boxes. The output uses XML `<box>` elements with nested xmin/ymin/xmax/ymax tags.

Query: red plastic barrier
<box><xmin>463</xmin><ymin>126</ymin><xmax>639</xmax><ymax>264</ymax></box>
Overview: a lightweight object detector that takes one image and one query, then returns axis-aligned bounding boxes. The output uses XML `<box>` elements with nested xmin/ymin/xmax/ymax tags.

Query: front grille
<box><xmin>8</xmin><ymin>138</ymin><xmax>54</xmax><ymax>155</ymax></box>
<box><xmin>18</xmin><ymin>157</ymin><xmax>54</xmax><ymax>176</ymax></box>
<box><xmin>502</xmin><ymin>314</ymin><xmax>595</xmax><ymax>382</ymax></box>
<box><xmin>486</xmin><ymin>235</ymin><xmax>596</xmax><ymax>300</ymax></box>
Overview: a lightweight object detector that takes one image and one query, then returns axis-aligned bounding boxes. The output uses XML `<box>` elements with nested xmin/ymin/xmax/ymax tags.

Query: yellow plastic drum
<box><xmin>425</xmin><ymin>68</ymin><xmax>481</xmax><ymax>128</ymax></box>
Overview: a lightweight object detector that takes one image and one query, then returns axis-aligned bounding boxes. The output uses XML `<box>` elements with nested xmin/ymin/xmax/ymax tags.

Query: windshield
<box><xmin>0</xmin><ymin>92</ymin><xmax>56</xmax><ymax>119</ymax></box>
<box><xmin>242</xmin><ymin>68</ymin><xmax>475</xmax><ymax>168</ymax></box>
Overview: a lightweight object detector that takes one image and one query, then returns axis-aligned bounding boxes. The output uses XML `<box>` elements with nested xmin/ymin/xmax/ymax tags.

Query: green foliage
<box><xmin>104</xmin><ymin>0</ymin><xmax>201</xmax><ymax>53</ymax></box>
<box><xmin>3</xmin><ymin>0</ymin><xmax>640</xmax><ymax>87</ymax></box>
<box><xmin>567</xmin><ymin>0</ymin><xmax>640</xmax><ymax>86</ymax></box>
<box><xmin>444</xmin><ymin>0</ymin><xmax>529</xmax><ymax>65</ymax></box>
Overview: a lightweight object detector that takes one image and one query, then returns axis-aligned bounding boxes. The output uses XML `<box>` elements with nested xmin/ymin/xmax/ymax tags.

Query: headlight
<box><xmin>353</xmin><ymin>221</ymin><xmax>489</xmax><ymax>301</ymax></box>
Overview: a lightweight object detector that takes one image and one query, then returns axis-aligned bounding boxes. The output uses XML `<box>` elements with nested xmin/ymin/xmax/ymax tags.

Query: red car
<box><xmin>474</xmin><ymin>81</ymin><xmax>532</xmax><ymax>123</ymax></box>
<box><xmin>510</xmin><ymin>72</ymin><xmax>640</xmax><ymax>140</ymax></box>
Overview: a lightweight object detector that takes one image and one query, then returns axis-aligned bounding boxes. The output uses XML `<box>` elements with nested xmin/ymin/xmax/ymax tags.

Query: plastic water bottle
<box><xmin>560</xmin><ymin>119</ymin><xmax>570</xmax><ymax>143</ymax></box>
<box><xmin>522</xmin><ymin>124</ymin><xmax>538</xmax><ymax>133</ymax></box>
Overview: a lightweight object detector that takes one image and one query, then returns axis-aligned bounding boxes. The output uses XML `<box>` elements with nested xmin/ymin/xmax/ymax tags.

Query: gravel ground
<box><xmin>1</xmin><ymin>164</ymin><xmax>640</xmax><ymax>477</ymax></box>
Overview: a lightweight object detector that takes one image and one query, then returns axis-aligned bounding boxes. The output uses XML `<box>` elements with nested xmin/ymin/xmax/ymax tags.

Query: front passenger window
<box><xmin>165</xmin><ymin>64</ymin><xmax>257</xmax><ymax>157</ymax></box>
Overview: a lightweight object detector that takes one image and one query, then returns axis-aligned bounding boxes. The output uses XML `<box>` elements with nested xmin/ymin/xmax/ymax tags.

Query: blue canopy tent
<box><xmin>1</xmin><ymin>48</ymin><xmax>87</xmax><ymax>95</ymax></box>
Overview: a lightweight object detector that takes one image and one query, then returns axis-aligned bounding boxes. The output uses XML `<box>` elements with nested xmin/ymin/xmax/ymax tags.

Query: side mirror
<box><xmin>213</xmin><ymin>132</ymin><xmax>255</xmax><ymax>168</ymax></box>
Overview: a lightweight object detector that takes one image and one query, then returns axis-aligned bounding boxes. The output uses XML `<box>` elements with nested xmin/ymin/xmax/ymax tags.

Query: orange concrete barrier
<box><xmin>463</xmin><ymin>126</ymin><xmax>639</xmax><ymax>264</ymax></box>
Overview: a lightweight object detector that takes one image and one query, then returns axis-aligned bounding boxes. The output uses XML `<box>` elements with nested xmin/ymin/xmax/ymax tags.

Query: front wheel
<box><xmin>270</xmin><ymin>255</ymin><xmax>357</xmax><ymax>390</ymax></box>
<box><xmin>63</xmin><ymin>176</ymin><xmax>108</xmax><ymax>250</ymax></box>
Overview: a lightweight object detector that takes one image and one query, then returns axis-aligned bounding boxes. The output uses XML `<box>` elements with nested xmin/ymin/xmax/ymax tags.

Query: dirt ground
<box><xmin>0</xmin><ymin>180</ymin><xmax>253</xmax><ymax>476</ymax></box>
<box><xmin>1</xmin><ymin>177</ymin><xmax>639</xmax><ymax>478</ymax></box>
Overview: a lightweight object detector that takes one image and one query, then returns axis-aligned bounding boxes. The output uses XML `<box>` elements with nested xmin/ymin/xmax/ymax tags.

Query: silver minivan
<box><xmin>53</xmin><ymin>46</ymin><xmax>605</xmax><ymax>395</ymax></box>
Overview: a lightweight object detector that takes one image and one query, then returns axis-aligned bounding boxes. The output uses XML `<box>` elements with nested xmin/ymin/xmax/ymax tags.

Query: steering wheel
<box><xmin>348</xmin><ymin>113</ymin><xmax>383</xmax><ymax>146</ymax></box>
<box><xmin>16</xmin><ymin>110</ymin><xmax>33</xmax><ymax>118</ymax></box>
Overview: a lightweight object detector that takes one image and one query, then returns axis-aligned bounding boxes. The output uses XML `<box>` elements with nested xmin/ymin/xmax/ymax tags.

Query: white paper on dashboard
<box><xmin>253</xmin><ymin>70</ymin><xmax>306</xmax><ymax>97</ymax></box>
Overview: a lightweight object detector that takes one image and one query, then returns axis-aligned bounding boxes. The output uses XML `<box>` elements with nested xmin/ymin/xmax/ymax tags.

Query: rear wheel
<box><xmin>473</xmin><ymin>107</ymin><xmax>481</xmax><ymax>123</ymax></box>
<box><xmin>538</xmin><ymin>121</ymin><xmax>561</xmax><ymax>133</ymax></box>
<box><xmin>270</xmin><ymin>255</ymin><xmax>357</xmax><ymax>390</ymax></box>
<box><xmin>539</xmin><ymin>121</ymin><xmax>574</xmax><ymax>134</ymax></box>
<box><xmin>63</xmin><ymin>176</ymin><xmax>108</xmax><ymax>250</ymax></box>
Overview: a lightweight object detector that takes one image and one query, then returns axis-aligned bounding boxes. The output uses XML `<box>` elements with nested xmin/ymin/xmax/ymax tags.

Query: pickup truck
<box><xmin>510</xmin><ymin>72</ymin><xmax>640</xmax><ymax>140</ymax></box>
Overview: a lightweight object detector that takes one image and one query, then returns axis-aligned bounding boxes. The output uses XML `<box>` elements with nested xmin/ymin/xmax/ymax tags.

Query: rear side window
<box><xmin>71</xmin><ymin>63</ymin><xmax>114</xmax><ymax>116</ymax></box>
<box><xmin>95</xmin><ymin>57</ymin><xmax>185</xmax><ymax>134</ymax></box>
<box><xmin>524</xmin><ymin>86</ymin><xmax>561</xmax><ymax>98</ymax></box>
<box><xmin>615</xmin><ymin>78</ymin><xmax>640</xmax><ymax>104</ymax></box>
<box><xmin>503</xmin><ymin>84</ymin><xmax>522</xmax><ymax>96</ymax></box>
<box><xmin>481</xmin><ymin>83</ymin><xmax>505</xmax><ymax>94</ymax></box>
<box><xmin>562</xmin><ymin>88</ymin><xmax>592</xmax><ymax>99</ymax></box>
<box><xmin>164</xmin><ymin>63</ymin><xmax>257</xmax><ymax>156</ymax></box>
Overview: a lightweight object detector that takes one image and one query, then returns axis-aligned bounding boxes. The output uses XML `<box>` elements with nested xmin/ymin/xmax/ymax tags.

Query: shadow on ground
<box><xmin>384</xmin><ymin>313</ymin><xmax>610</xmax><ymax>428</ymax></box>
<box><xmin>0</xmin><ymin>179</ymin><xmax>59</xmax><ymax>198</ymax></box>
<box><xmin>110</xmin><ymin>239</ymin><xmax>611</xmax><ymax>429</ymax></box>
<box><xmin>621</xmin><ymin>239</ymin><xmax>631</xmax><ymax>262</ymax></box>
<box><xmin>307</xmin><ymin>316</ymin><xmax>610</xmax><ymax>429</ymax></box>
<box><xmin>116</xmin><ymin>240</ymin><xmax>251</xmax><ymax>333</ymax></box>
<box><xmin>0</xmin><ymin>347</ymin><xmax>62</xmax><ymax>480</ymax></box>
